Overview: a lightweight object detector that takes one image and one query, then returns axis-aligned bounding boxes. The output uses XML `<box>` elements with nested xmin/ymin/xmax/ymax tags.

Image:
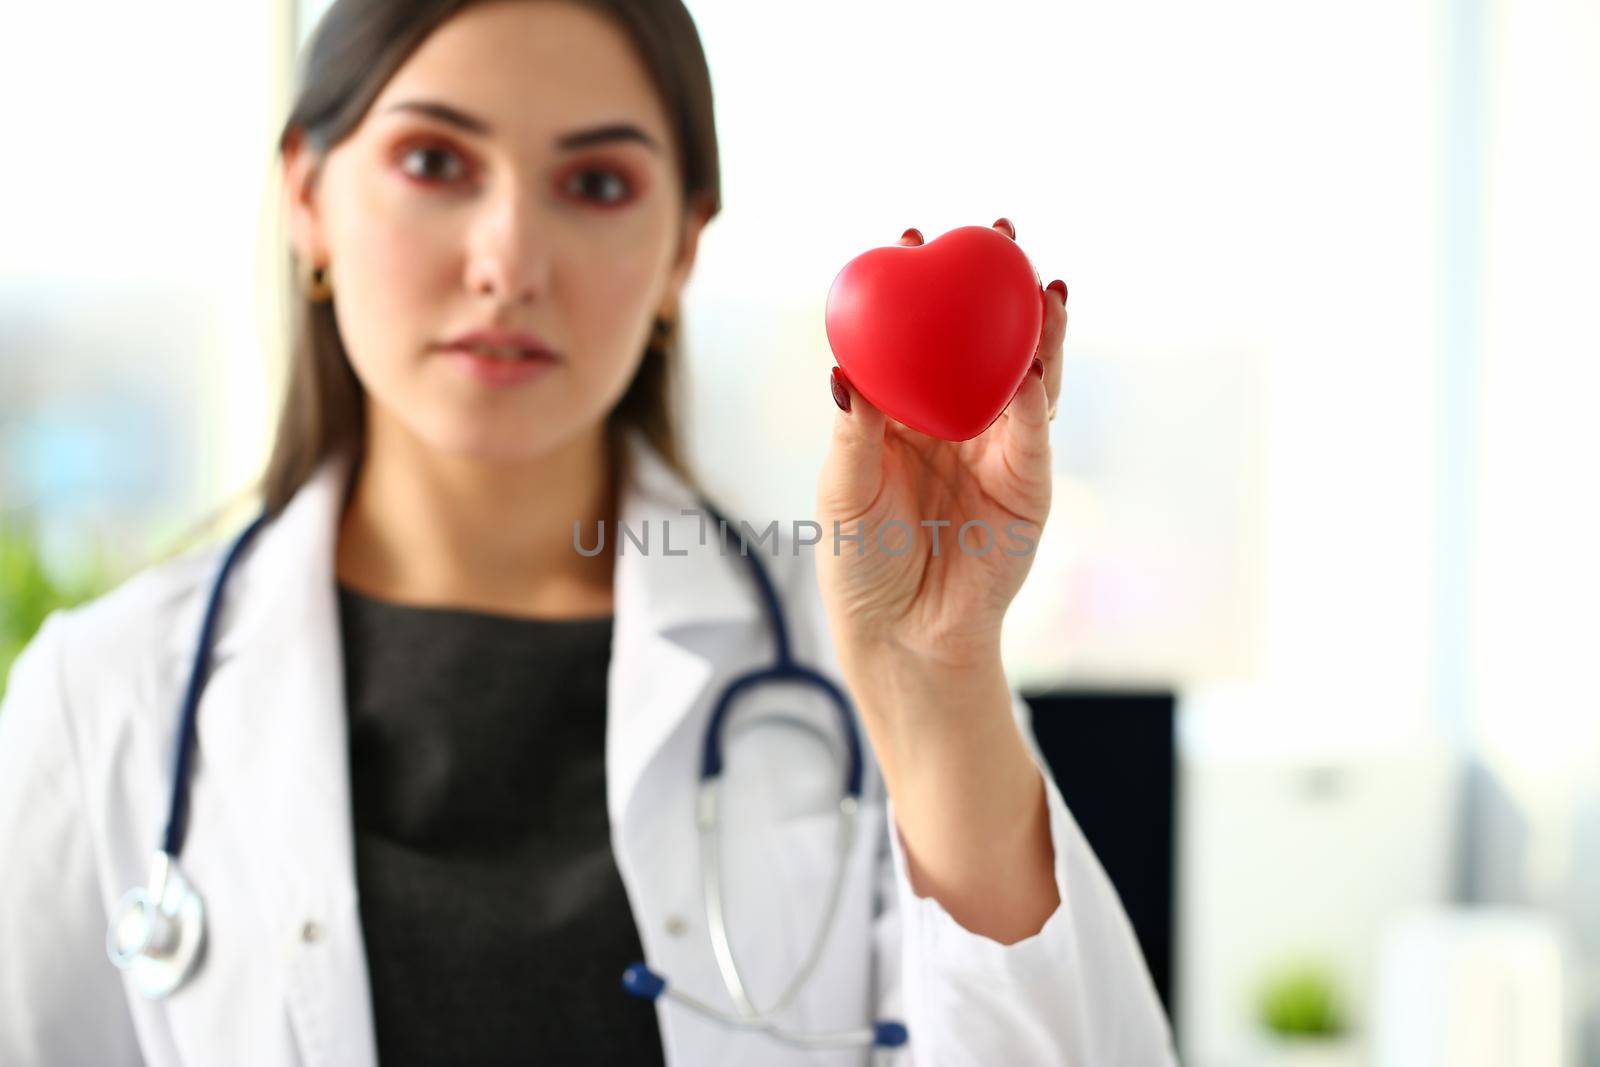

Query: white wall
<box><xmin>680</xmin><ymin>0</ymin><xmax>1445</xmax><ymax>722</ymax></box>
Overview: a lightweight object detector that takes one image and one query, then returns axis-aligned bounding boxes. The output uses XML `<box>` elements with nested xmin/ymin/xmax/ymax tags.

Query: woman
<box><xmin>0</xmin><ymin>0</ymin><xmax>1176</xmax><ymax>1064</ymax></box>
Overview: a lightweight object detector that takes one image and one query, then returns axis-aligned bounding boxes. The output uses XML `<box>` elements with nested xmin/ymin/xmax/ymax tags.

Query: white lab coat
<box><xmin>0</xmin><ymin>427</ymin><xmax>1177</xmax><ymax>1067</ymax></box>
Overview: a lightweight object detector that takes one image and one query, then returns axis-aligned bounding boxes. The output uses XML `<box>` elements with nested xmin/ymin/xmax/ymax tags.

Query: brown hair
<box><xmin>168</xmin><ymin>0</ymin><xmax>720</xmax><ymax>560</ymax></box>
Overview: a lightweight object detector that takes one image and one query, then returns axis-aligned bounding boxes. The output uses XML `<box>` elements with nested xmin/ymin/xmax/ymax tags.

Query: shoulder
<box><xmin>0</xmin><ymin>538</ymin><xmax>227</xmax><ymax>846</ymax></box>
<box><xmin>11</xmin><ymin>539</ymin><xmax>227</xmax><ymax>729</ymax></box>
<box><xmin>65</xmin><ymin>540</ymin><xmax>223</xmax><ymax>664</ymax></box>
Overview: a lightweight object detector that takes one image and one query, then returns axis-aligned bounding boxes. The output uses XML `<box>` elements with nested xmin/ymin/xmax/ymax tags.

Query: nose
<box><xmin>464</xmin><ymin>185</ymin><xmax>550</xmax><ymax>305</ymax></box>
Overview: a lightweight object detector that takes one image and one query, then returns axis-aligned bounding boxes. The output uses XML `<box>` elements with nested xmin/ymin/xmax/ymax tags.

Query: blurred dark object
<box><xmin>1022</xmin><ymin>688</ymin><xmax>1176</xmax><ymax>1017</ymax></box>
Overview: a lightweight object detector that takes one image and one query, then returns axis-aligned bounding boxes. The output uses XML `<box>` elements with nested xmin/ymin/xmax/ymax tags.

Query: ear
<box><xmin>281</xmin><ymin>126</ymin><xmax>329</xmax><ymax>268</ymax></box>
<box><xmin>662</xmin><ymin>196</ymin><xmax>714</xmax><ymax>314</ymax></box>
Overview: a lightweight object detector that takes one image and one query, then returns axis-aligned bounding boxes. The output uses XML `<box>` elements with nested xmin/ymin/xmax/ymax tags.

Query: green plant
<box><xmin>1256</xmin><ymin>961</ymin><xmax>1345</xmax><ymax>1037</ymax></box>
<box><xmin>0</xmin><ymin>519</ymin><xmax>114</xmax><ymax>701</ymax></box>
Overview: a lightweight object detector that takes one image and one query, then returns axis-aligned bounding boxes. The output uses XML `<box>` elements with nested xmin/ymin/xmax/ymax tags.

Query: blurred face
<box><xmin>283</xmin><ymin>0</ymin><xmax>707</xmax><ymax>462</ymax></box>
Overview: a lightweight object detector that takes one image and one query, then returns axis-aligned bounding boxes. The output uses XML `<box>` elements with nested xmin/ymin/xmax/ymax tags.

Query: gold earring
<box><xmin>306</xmin><ymin>263</ymin><xmax>333</xmax><ymax>303</ymax></box>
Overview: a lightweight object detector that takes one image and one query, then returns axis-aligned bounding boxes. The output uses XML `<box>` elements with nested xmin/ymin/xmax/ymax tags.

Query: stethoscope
<box><xmin>106</xmin><ymin>495</ymin><xmax>909</xmax><ymax>1057</ymax></box>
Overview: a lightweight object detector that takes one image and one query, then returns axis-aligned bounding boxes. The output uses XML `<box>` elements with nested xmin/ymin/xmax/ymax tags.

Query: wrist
<box><xmin>841</xmin><ymin>641</ymin><xmax>1006</xmax><ymax>716</ymax></box>
<box><xmin>839</xmin><ymin>643</ymin><xmax>1016</xmax><ymax>783</ymax></box>
<box><xmin>838</xmin><ymin>628</ymin><xmax>1004</xmax><ymax>681</ymax></box>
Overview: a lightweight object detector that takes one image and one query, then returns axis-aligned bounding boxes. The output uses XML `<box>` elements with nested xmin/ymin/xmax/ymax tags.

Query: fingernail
<box><xmin>993</xmin><ymin>217</ymin><xmax>1016</xmax><ymax>240</ymax></box>
<box><xmin>1047</xmin><ymin>279</ymin><xmax>1068</xmax><ymax>305</ymax></box>
<box><xmin>901</xmin><ymin>227</ymin><xmax>923</xmax><ymax>244</ymax></box>
<box><xmin>830</xmin><ymin>366</ymin><xmax>852</xmax><ymax>413</ymax></box>
<box><xmin>1030</xmin><ymin>358</ymin><xmax>1044</xmax><ymax>381</ymax></box>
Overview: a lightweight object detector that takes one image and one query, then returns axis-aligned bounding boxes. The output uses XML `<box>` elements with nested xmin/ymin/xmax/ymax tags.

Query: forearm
<box><xmin>841</xmin><ymin>646</ymin><xmax>1058</xmax><ymax>944</ymax></box>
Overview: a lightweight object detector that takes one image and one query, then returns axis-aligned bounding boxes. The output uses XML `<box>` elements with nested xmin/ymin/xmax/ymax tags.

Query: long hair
<box><xmin>165</xmin><ymin>0</ymin><xmax>720</xmax><ymax>559</ymax></box>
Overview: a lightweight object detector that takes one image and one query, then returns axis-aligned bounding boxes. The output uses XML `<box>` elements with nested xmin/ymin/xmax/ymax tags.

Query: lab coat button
<box><xmin>301</xmin><ymin>920</ymin><xmax>323</xmax><ymax>944</ymax></box>
<box><xmin>664</xmin><ymin>914</ymin><xmax>689</xmax><ymax>937</ymax></box>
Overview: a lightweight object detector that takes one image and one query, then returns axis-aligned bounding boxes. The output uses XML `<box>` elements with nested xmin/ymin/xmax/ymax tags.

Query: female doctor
<box><xmin>0</xmin><ymin>0</ymin><xmax>1177</xmax><ymax>1064</ymax></box>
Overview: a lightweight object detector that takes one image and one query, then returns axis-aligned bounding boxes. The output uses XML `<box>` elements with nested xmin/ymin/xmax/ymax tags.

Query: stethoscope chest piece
<box><xmin>103</xmin><ymin>512</ymin><xmax>269</xmax><ymax>999</ymax></box>
<box><xmin>106</xmin><ymin>850</ymin><xmax>205</xmax><ymax>1000</ymax></box>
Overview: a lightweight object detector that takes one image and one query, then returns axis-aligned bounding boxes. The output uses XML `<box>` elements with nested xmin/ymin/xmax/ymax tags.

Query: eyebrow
<box><xmin>383</xmin><ymin>99</ymin><xmax>662</xmax><ymax>153</ymax></box>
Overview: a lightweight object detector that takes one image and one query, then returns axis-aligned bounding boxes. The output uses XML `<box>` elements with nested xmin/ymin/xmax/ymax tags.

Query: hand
<box><xmin>815</xmin><ymin>217</ymin><xmax>1070</xmax><ymax>671</ymax></box>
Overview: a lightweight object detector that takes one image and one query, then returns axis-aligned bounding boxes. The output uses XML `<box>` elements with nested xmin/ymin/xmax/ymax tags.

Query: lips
<box><xmin>437</xmin><ymin>327</ymin><xmax>561</xmax><ymax>362</ymax></box>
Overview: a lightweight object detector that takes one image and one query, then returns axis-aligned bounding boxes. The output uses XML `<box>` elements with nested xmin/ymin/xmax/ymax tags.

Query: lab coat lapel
<box><xmin>183</xmin><ymin>445</ymin><xmax>377</xmax><ymax>1067</ymax></box>
<box><xmin>606</xmin><ymin>432</ymin><xmax>773</xmax><ymax>1062</ymax></box>
<box><xmin>606</xmin><ymin>429</ymin><xmax>762</xmax><ymax>831</ymax></box>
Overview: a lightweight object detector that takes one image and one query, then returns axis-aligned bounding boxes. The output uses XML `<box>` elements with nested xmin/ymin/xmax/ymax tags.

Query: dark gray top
<box><xmin>336</xmin><ymin>582</ymin><xmax>665</xmax><ymax>1066</ymax></box>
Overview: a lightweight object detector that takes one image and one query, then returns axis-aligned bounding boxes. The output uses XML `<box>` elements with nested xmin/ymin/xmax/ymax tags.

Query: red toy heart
<box><xmin>825</xmin><ymin>225</ymin><xmax>1044</xmax><ymax>441</ymax></box>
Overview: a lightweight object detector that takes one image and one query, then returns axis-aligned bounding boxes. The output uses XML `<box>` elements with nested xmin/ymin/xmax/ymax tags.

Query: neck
<box><xmin>335</xmin><ymin>411</ymin><xmax>618</xmax><ymax>619</ymax></box>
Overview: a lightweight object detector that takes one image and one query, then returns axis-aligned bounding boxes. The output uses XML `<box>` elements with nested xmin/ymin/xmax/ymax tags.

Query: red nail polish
<box><xmin>901</xmin><ymin>227</ymin><xmax>923</xmax><ymax>244</ymax></box>
<box><xmin>830</xmin><ymin>367</ymin><xmax>852</xmax><ymax>413</ymax></box>
<box><xmin>1047</xmin><ymin>279</ymin><xmax>1068</xmax><ymax>305</ymax></box>
<box><xmin>1030</xmin><ymin>358</ymin><xmax>1044</xmax><ymax>381</ymax></box>
<box><xmin>993</xmin><ymin>217</ymin><xmax>1015</xmax><ymax>239</ymax></box>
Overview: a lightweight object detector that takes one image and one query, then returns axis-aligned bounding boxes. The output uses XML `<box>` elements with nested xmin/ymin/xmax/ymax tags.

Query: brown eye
<box><xmin>564</xmin><ymin>167</ymin><xmax>633</xmax><ymax>205</ymax></box>
<box><xmin>399</xmin><ymin>145</ymin><xmax>467</xmax><ymax>184</ymax></box>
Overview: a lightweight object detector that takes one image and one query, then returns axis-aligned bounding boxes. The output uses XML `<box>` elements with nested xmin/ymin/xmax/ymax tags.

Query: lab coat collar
<box><xmin>203</xmin><ymin>426</ymin><xmax>761</xmax><ymax>662</ymax></box>
<box><xmin>188</xmin><ymin>426</ymin><xmax>763</xmax><ymax>1067</ymax></box>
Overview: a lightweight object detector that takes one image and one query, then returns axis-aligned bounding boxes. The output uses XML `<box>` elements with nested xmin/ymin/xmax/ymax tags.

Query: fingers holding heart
<box><xmin>1036</xmin><ymin>279</ymin><xmax>1068</xmax><ymax>421</ymax></box>
<box><xmin>987</xmin><ymin>218</ymin><xmax>1064</xmax><ymax>422</ymax></box>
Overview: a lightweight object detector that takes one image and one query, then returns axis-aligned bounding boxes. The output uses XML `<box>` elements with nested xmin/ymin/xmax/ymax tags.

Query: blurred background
<box><xmin>3</xmin><ymin>0</ymin><xmax>1597</xmax><ymax>1063</ymax></box>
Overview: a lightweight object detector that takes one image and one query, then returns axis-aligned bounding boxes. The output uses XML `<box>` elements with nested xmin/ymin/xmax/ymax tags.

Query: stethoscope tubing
<box><xmin>161</xmin><ymin>510</ymin><xmax>271</xmax><ymax>858</ymax></box>
<box><xmin>694</xmin><ymin>499</ymin><xmax>864</xmax><ymax>797</ymax></box>
<box><xmin>621</xmin><ymin>961</ymin><xmax>907</xmax><ymax>1050</ymax></box>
